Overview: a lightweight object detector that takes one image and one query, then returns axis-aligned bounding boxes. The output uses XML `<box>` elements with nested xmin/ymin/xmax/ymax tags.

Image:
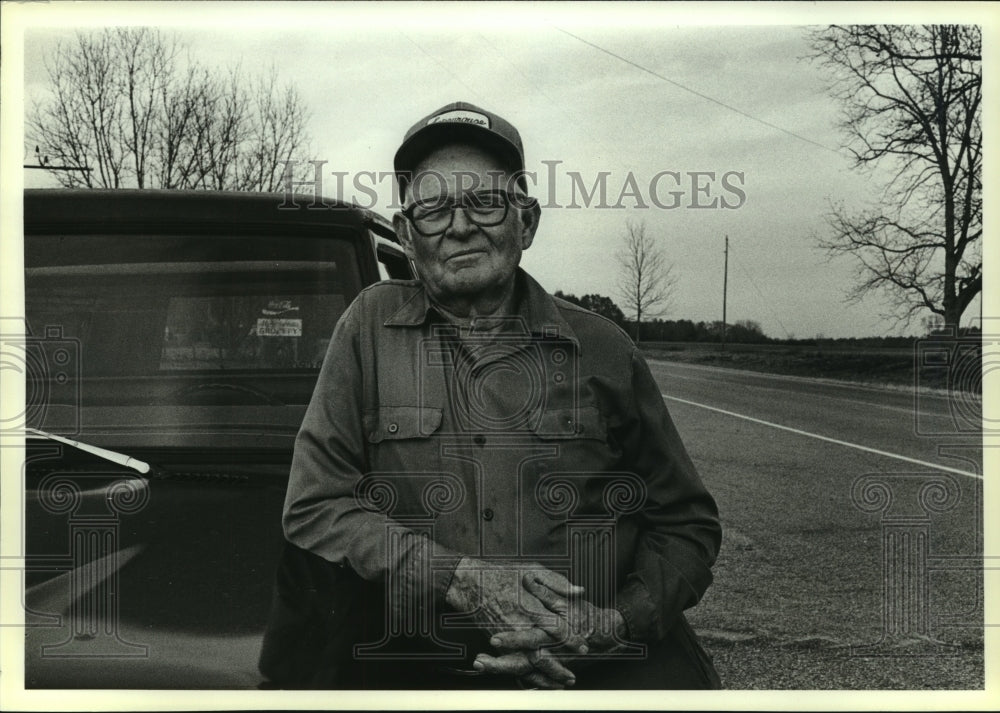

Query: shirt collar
<box><xmin>383</xmin><ymin>268</ymin><xmax>580</xmax><ymax>350</ymax></box>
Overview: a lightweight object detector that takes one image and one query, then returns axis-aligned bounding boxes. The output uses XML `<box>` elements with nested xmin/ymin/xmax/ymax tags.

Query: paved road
<box><xmin>647</xmin><ymin>358</ymin><xmax>985</xmax><ymax>688</ymax></box>
<box><xmin>651</xmin><ymin>359</ymin><xmax>983</xmax><ymax>476</ymax></box>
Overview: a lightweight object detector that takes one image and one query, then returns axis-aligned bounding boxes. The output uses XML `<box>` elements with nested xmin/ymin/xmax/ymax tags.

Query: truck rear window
<box><xmin>26</xmin><ymin>234</ymin><xmax>360</xmax><ymax>377</ymax></box>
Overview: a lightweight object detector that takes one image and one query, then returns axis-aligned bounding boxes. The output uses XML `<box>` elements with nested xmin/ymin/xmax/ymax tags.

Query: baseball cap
<box><xmin>394</xmin><ymin>101</ymin><xmax>526</xmax><ymax>195</ymax></box>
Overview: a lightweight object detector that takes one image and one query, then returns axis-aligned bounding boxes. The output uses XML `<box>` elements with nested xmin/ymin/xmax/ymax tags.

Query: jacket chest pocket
<box><xmin>522</xmin><ymin>406</ymin><xmax>625</xmax><ymax>529</ymax></box>
<box><xmin>364</xmin><ymin>405</ymin><xmax>443</xmax><ymax>472</ymax></box>
<box><xmin>361</xmin><ymin>406</ymin><xmax>452</xmax><ymax>517</ymax></box>
<box><xmin>527</xmin><ymin>405</ymin><xmax>615</xmax><ymax>486</ymax></box>
<box><xmin>364</xmin><ymin>405</ymin><xmax>443</xmax><ymax>443</ymax></box>
<box><xmin>532</xmin><ymin>405</ymin><xmax>608</xmax><ymax>442</ymax></box>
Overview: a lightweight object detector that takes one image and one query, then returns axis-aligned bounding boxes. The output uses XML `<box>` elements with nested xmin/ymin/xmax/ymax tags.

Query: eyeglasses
<box><xmin>402</xmin><ymin>190</ymin><xmax>535</xmax><ymax>237</ymax></box>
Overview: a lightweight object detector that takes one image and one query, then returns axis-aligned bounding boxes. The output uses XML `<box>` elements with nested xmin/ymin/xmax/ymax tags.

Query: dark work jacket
<box><xmin>275</xmin><ymin>269</ymin><xmax>721</xmax><ymax>685</ymax></box>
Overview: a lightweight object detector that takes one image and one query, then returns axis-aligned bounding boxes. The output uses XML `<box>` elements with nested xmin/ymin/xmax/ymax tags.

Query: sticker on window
<box><xmin>262</xmin><ymin>299</ymin><xmax>300</xmax><ymax>316</ymax></box>
<box><xmin>256</xmin><ymin>318</ymin><xmax>303</xmax><ymax>337</ymax></box>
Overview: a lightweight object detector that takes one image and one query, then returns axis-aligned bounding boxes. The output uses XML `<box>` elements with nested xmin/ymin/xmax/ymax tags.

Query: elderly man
<box><xmin>262</xmin><ymin>102</ymin><xmax>721</xmax><ymax>690</ymax></box>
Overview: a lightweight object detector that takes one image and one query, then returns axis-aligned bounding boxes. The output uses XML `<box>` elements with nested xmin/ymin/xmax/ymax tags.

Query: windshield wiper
<box><xmin>26</xmin><ymin>428</ymin><xmax>151</xmax><ymax>474</ymax></box>
<box><xmin>25</xmin><ymin>427</ymin><xmax>253</xmax><ymax>486</ymax></box>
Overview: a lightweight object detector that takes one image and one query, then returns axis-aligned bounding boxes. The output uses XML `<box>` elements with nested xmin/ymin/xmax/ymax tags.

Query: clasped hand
<box><xmin>444</xmin><ymin>557</ymin><xmax>628</xmax><ymax>689</ymax></box>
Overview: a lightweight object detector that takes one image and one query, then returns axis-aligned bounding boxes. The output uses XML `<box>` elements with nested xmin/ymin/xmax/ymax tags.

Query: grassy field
<box><xmin>639</xmin><ymin>341</ymin><xmax>979</xmax><ymax>393</ymax></box>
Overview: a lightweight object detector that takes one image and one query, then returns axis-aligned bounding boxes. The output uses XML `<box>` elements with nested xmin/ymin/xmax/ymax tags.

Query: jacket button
<box><xmin>387</xmin><ymin>423</ymin><xmax>398</xmax><ymax>434</ymax></box>
<box><xmin>473</xmin><ymin>434</ymin><xmax>486</xmax><ymax>446</ymax></box>
<box><xmin>482</xmin><ymin>508</ymin><xmax>494</xmax><ymax>521</ymax></box>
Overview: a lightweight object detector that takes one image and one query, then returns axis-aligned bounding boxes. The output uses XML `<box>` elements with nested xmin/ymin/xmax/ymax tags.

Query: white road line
<box><xmin>662</xmin><ymin>393</ymin><xmax>983</xmax><ymax>480</ymax></box>
<box><xmin>660</xmin><ymin>369</ymin><xmax>934</xmax><ymax>417</ymax></box>
<box><xmin>649</xmin><ymin>357</ymin><xmax>953</xmax><ymax>400</ymax></box>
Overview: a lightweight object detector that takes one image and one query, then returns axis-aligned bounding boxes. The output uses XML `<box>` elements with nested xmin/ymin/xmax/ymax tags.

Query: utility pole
<box><xmin>722</xmin><ymin>235</ymin><xmax>729</xmax><ymax>351</ymax></box>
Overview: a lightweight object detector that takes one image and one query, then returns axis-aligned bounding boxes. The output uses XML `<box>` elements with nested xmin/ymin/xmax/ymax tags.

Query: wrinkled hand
<box><xmin>475</xmin><ymin>575</ymin><xmax>630</xmax><ymax>687</ymax></box>
<box><xmin>444</xmin><ymin>557</ymin><xmax>584</xmax><ymax>686</ymax></box>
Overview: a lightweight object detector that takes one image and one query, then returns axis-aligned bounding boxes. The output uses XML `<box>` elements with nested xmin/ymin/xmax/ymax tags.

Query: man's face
<box><xmin>393</xmin><ymin>143</ymin><xmax>540</xmax><ymax>307</ymax></box>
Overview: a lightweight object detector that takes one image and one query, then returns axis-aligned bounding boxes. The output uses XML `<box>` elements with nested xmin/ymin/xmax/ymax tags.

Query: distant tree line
<box><xmin>633</xmin><ymin>318</ymin><xmax>769</xmax><ymax>344</ymax></box>
<box><xmin>555</xmin><ymin>290</ymin><xmax>769</xmax><ymax>344</ymax></box>
<box><xmin>553</xmin><ymin>289</ymin><xmax>975</xmax><ymax>346</ymax></box>
<box><xmin>554</xmin><ymin>291</ymin><xmax>627</xmax><ymax>326</ymax></box>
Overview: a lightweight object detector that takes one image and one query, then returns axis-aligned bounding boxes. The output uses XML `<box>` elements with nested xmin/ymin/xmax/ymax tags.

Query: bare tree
<box><xmin>235</xmin><ymin>68</ymin><xmax>311</xmax><ymax>192</ymax></box>
<box><xmin>28</xmin><ymin>29</ymin><xmax>312</xmax><ymax>192</ymax></box>
<box><xmin>809</xmin><ymin>25</ymin><xmax>981</xmax><ymax>330</ymax></box>
<box><xmin>616</xmin><ymin>219</ymin><xmax>676</xmax><ymax>344</ymax></box>
<box><xmin>115</xmin><ymin>28</ymin><xmax>176</xmax><ymax>188</ymax></box>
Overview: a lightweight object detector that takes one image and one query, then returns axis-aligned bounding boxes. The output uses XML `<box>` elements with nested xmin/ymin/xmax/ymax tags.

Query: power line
<box><xmin>399</xmin><ymin>32</ymin><xmax>486</xmax><ymax>104</ymax></box>
<box><xmin>554</xmin><ymin>27</ymin><xmax>840</xmax><ymax>155</ymax></box>
<box><xmin>736</xmin><ymin>259</ymin><xmax>792</xmax><ymax>340</ymax></box>
<box><xmin>24</xmin><ymin>164</ymin><xmax>91</xmax><ymax>172</ymax></box>
<box><xmin>474</xmin><ymin>31</ymin><xmax>625</xmax><ymax>168</ymax></box>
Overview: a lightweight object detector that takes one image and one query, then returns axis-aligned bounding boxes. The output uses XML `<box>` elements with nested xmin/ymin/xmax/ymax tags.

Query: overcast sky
<box><xmin>12</xmin><ymin>2</ymin><xmax>994</xmax><ymax>339</ymax></box>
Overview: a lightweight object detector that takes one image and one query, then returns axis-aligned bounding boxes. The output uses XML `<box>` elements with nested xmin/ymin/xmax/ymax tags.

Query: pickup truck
<box><xmin>21</xmin><ymin>189</ymin><xmax>411</xmax><ymax>688</ymax></box>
